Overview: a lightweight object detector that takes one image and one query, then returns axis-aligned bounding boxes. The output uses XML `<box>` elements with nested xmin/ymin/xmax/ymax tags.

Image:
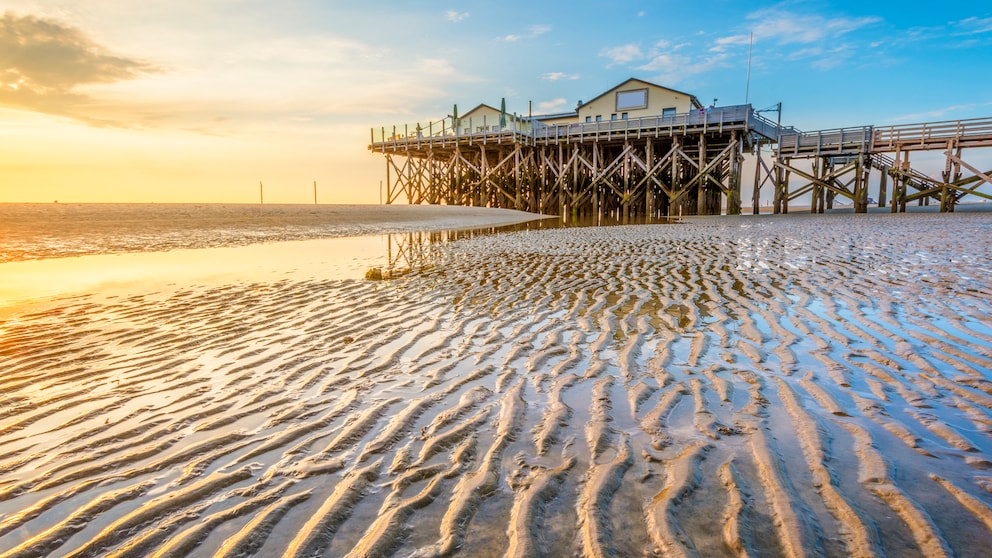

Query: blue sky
<box><xmin>1</xmin><ymin>1</ymin><xmax>990</xmax><ymax>203</ymax></box>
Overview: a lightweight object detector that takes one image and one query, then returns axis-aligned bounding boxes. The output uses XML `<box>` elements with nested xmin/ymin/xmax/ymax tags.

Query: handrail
<box><xmin>870</xmin><ymin>152</ymin><xmax>940</xmax><ymax>186</ymax></box>
<box><xmin>370</xmin><ymin>105</ymin><xmax>758</xmax><ymax>148</ymax></box>
<box><xmin>372</xmin><ymin>110</ymin><xmax>992</xmax><ymax>158</ymax></box>
<box><xmin>777</xmin><ymin>125</ymin><xmax>873</xmax><ymax>155</ymax></box>
<box><xmin>873</xmin><ymin>116</ymin><xmax>992</xmax><ymax>149</ymax></box>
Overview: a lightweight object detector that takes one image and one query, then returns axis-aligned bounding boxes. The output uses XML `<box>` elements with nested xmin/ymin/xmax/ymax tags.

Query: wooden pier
<box><xmin>371</xmin><ymin>101</ymin><xmax>992</xmax><ymax>217</ymax></box>
<box><xmin>371</xmin><ymin>105</ymin><xmax>780</xmax><ymax>219</ymax></box>
<box><xmin>762</xmin><ymin>116</ymin><xmax>992</xmax><ymax>214</ymax></box>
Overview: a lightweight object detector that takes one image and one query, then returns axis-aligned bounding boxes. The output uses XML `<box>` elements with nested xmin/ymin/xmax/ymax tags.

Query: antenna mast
<box><xmin>745</xmin><ymin>32</ymin><xmax>753</xmax><ymax>105</ymax></box>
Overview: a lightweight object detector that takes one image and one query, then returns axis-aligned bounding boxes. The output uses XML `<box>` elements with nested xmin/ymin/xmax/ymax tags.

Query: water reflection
<box><xmin>371</xmin><ymin>214</ymin><xmax>683</xmax><ymax>280</ymax></box>
<box><xmin>0</xmin><ymin>215</ymin><xmax>685</xmax><ymax>316</ymax></box>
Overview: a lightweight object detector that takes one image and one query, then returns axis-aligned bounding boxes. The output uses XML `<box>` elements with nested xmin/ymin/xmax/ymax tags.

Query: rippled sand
<box><xmin>1</xmin><ymin>211</ymin><xmax>991</xmax><ymax>557</ymax></box>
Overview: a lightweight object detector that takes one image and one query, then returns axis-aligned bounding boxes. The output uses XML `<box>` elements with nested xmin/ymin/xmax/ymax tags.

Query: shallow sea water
<box><xmin>1</xmin><ymin>205</ymin><xmax>991</xmax><ymax>557</ymax></box>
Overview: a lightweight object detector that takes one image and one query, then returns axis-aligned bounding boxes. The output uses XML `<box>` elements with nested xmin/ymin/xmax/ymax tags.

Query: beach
<box><xmin>1</xmin><ymin>204</ymin><xmax>991</xmax><ymax>557</ymax></box>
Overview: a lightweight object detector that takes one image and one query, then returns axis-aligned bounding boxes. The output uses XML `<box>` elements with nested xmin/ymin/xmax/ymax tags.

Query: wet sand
<box><xmin>0</xmin><ymin>204</ymin><xmax>549</xmax><ymax>263</ymax></box>
<box><xmin>1</xmin><ymin>208</ymin><xmax>991</xmax><ymax>557</ymax></box>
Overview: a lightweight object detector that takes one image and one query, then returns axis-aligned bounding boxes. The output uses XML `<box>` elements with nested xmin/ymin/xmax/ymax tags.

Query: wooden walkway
<box><xmin>371</xmin><ymin>106</ymin><xmax>781</xmax><ymax>218</ymax></box>
<box><xmin>769</xmin><ymin>116</ymin><xmax>992</xmax><ymax>213</ymax></box>
<box><xmin>371</xmin><ymin>108</ymin><xmax>992</xmax><ymax>216</ymax></box>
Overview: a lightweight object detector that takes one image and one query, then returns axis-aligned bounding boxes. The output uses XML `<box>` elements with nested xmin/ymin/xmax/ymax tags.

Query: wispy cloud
<box><xmin>728</xmin><ymin>8</ymin><xmax>887</xmax><ymax>72</ymax></box>
<box><xmin>416</xmin><ymin>58</ymin><xmax>456</xmax><ymax>76</ymax></box>
<box><xmin>500</xmin><ymin>24</ymin><xmax>551</xmax><ymax>42</ymax></box>
<box><xmin>0</xmin><ymin>11</ymin><xmax>159</xmax><ymax>126</ymax></box>
<box><xmin>747</xmin><ymin>9</ymin><xmax>880</xmax><ymax>45</ymax></box>
<box><xmin>542</xmin><ymin>72</ymin><xmax>579</xmax><ymax>81</ymax></box>
<box><xmin>636</xmin><ymin>53</ymin><xmax>689</xmax><ymax>74</ymax></box>
<box><xmin>446</xmin><ymin>10</ymin><xmax>469</xmax><ymax>23</ymax></box>
<box><xmin>636</xmin><ymin>52</ymin><xmax>731</xmax><ymax>84</ymax></box>
<box><xmin>951</xmin><ymin>16</ymin><xmax>992</xmax><ymax>36</ymax></box>
<box><xmin>892</xmin><ymin>102</ymin><xmax>992</xmax><ymax>122</ymax></box>
<box><xmin>537</xmin><ymin>97</ymin><xmax>569</xmax><ymax>112</ymax></box>
<box><xmin>600</xmin><ymin>44</ymin><xmax>644</xmax><ymax>65</ymax></box>
<box><xmin>711</xmin><ymin>34</ymin><xmax>750</xmax><ymax>53</ymax></box>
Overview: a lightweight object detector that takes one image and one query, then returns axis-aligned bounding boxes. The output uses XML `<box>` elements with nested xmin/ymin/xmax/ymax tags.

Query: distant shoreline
<box><xmin>0</xmin><ymin>204</ymin><xmax>552</xmax><ymax>264</ymax></box>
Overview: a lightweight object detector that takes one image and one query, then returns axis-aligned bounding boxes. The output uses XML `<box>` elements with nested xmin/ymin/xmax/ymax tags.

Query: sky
<box><xmin>1</xmin><ymin>0</ymin><xmax>991</xmax><ymax>204</ymax></box>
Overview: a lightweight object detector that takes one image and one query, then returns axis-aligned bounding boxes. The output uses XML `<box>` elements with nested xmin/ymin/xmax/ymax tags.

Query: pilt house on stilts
<box><xmin>370</xmin><ymin>78</ymin><xmax>782</xmax><ymax>219</ymax></box>
<box><xmin>370</xmin><ymin>77</ymin><xmax>992</xmax><ymax>217</ymax></box>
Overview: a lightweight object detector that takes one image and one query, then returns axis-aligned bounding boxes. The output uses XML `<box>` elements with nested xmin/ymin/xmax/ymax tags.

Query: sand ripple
<box><xmin>1</xmin><ymin>212</ymin><xmax>992</xmax><ymax>556</ymax></box>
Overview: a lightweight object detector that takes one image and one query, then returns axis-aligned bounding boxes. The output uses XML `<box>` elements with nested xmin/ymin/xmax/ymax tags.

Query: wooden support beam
<box><xmin>944</xmin><ymin>150</ymin><xmax>992</xmax><ymax>190</ymax></box>
<box><xmin>773</xmin><ymin>160</ymin><xmax>854</xmax><ymax>203</ymax></box>
<box><xmin>727</xmin><ymin>132</ymin><xmax>742</xmax><ymax>215</ymax></box>
<box><xmin>878</xmin><ymin>164</ymin><xmax>888</xmax><ymax>208</ymax></box>
<box><xmin>697</xmin><ymin>133</ymin><xmax>708</xmax><ymax>214</ymax></box>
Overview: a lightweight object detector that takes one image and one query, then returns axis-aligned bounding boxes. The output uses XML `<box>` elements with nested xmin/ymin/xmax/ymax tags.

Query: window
<box><xmin>585</xmin><ymin>116</ymin><xmax>592</xmax><ymax>123</ymax></box>
<box><xmin>621</xmin><ymin>112</ymin><xmax>629</xmax><ymax>119</ymax></box>
<box><xmin>611</xmin><ymin>114</ymin><xmax>617</xmax><ymax>120</ymax></box>
<box><xmin>616</xmin><ymin>88</ymin><xmax>648</xmax><ymax>111</ymax></box>
<box><xmin>595</xmin><ymin>115</ymin><xmax>602</xmax><ymax>122</ymax></box>
<box><xmin>662</xmin><ymin>107</ymin><xmax>676</xmax><ymax>117</ymax></box>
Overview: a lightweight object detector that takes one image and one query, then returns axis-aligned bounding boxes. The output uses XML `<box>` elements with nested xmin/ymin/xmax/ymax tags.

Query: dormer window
<box><xmin>616</xmin><ymin>88</ymin><xmax>648</xmax><ymax>111</ymax></box>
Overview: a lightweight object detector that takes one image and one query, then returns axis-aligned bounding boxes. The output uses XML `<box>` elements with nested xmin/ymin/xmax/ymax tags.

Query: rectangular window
<box><xmin>621</xmin><ymin>112</ymin><xmax>629</xmax><ymax>119</ymax></box>
<box><xmin>611</xmin><ymin>114</ymin><xmax>617</xmax><ymax>120</ymax></box>
<box><xmin>585</xmin><ymin>116</ymin><xmax>592</xmax><ymax>123</ymax></box>
<box><xmin>595</xmin><ymin>115</ymin><xmax>602</xmax><ymax>122</ymax></box>
<box><xmin>616</xmin><ymin>88</ymin><xmax>648</xmax><ymax>111</ymax></box>
<box><xmin>662</xmin><ymin>107</ymin><xmax>676</xmax><ymax>117</ymax></box>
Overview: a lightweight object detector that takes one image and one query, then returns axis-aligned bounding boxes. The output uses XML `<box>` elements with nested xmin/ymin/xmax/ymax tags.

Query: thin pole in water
<box><xmin>259</xmin><ymin>181</ymin><xmax>263</xmax><ymax>204</ymax></box>
<box><xmin>314</xmin><ymin>180</ymin><xmax>317</xmax><ymax>204</ymax></box>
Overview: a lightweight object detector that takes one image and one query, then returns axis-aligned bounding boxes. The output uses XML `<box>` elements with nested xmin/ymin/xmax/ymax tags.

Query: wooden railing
<box><xmin>531</xmin><ymin>105</ymin><xmax>759</xmax><ymax>143</ymax></box>
<box><xmin>870</xmin><ymin>153</ymin><xmax>939</xmax><ymax>188</ymax></box>
<box><xmin>873</xmin><ymin>116</ymin><xmax>992</xmax><ymax>151</ymax></box>
<box><xmin>777</xmin><ymin>126</ymin><xmax>874</xmax><ymax>156</ymax></box>
<box><xmin>370</xmin><ymin>105</ymin><xmax>785</xmax><ymax>152</ymax></box>
<box><xmin>372</xmin><ymin>110</ymin><xmax>992</xmax><ymax>159</ymax></box>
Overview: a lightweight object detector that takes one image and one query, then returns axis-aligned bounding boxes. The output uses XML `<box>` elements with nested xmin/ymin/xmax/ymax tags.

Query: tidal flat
<box><xmin>1</xmin><ymin>206</ymin><xmax>991</xmax><ymax>557</ymax></box>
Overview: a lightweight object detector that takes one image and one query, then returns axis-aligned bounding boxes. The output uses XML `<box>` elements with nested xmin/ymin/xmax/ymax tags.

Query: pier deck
<box><xmin>371</xmin><ymin>107</ymin><xmax>992</xmax><ymax>216</ymax></box>
<box><xmin>770</xmin><ymin>116</ymin><xmax>992</xmax><ymax>214</ymax></box>
<box><xmin>371</xmin><ymin>106</ymin><xmax>781</xmax><ymax>218</ymax></box>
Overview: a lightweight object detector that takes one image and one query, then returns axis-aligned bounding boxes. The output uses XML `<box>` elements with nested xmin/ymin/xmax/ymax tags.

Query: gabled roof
<box><xmin>525</xmin><ymin>111</ymin><xmax>578</xmax><ymax>122</ymax></box>
<box><xmin>459</xmin><ymin>103</ymin><xmax>502</xmax><ymax>117</ymax></box>
<box><xmin>580</xmin><ymin>77</ymin><xmax>702</xmax><ymax>110</ymax></box>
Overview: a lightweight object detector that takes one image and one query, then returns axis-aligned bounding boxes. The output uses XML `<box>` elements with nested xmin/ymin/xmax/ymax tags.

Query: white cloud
<box><xmin>528</xmin><ymin>24</ymin><xmax>551</xmax><ymax>36</ymax></box>
<box><xmin>952</xmin><ymin>16</ymin><xmax>992</xmax><ymax>36</ymax></box>
<box><xmin>892</xmin><ymin>102</ymin><xmax>984</xmax><ymax>122</ymax></box>
<box><xmin>786</xmin><ymin>47</ymin><xmax>823</xmax><ymax>61</ymax></box>
<box><xmin>537</xmin><ymin>97</ymin><xmax>569</xmax><ymax>112</ymax></box>
<box><xmin>600</xmin><ymin>43</ymin><xmax>643</xmax><ymax>65</ymax></box>
<box><xmin>542</xmin><ymin>72</ymin><xmax>579</xmax><ymax>81</ymax></box>
<box><xmin>711</xmin><ymin>34</ymin><xmax>751</xmax><ymax>53</ymax></box>
<box><xmin>636</xmin><ymin>53</ymin><xmax>688</xmax><ymax>73</ymax></box>
<box><xmin>446</xmin><ymin>11</ymin><xmax>469</xmax><ymax>23</ymax></box>
<box><xmin>747</xmin><ymin>9</ymin><xmax>880</xmax><ymax>45</ymax></box>
<box><xmin>636</xmin><ymin>52</ymin><xmax>730</xmax><ymax>85</ymax></box>
<box><xmin>416</xmin><ymin>58</ymin><xmax>455</xmax><ymax>76</ymax></box>
<box><xmin>499</xmin><ymin>24</ymin><xmax>551</xmax><ymax>42</ymax></box>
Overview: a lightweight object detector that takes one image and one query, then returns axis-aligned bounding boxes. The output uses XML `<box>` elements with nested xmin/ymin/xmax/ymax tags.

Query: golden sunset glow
<box><xmin>2</xmin><ymin>3</ymin><xmax>991</xmax><ymax>203</ymax></box>
<box><xmin>2</xmin><ymin>4</ymin><xmax>992</xmax><ymax>556</ymax></box>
